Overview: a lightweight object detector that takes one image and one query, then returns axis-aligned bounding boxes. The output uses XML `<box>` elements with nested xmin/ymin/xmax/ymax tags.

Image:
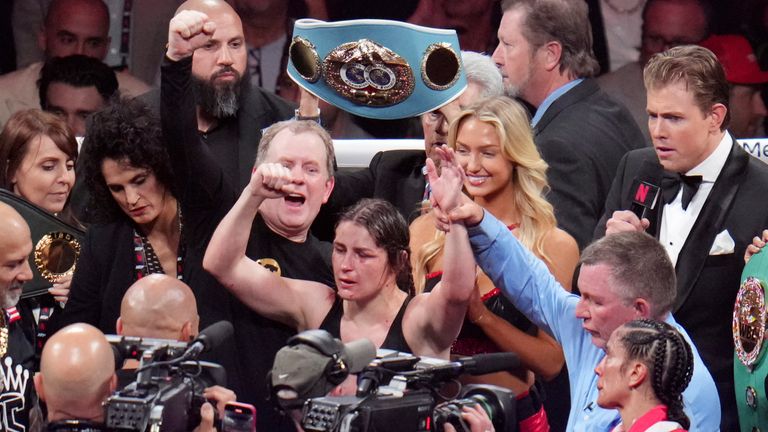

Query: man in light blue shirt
<box><xmin>427</xmin><ymin>168</ymin><xmax>720</xmax><ymax>431</ymax></box>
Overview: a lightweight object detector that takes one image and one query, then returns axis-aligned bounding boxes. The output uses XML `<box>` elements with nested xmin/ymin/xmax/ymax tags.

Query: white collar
<box><xmin>686</xmin><ymin>132</ymin><xmax>731</xmax><ymax>182</ymax></box>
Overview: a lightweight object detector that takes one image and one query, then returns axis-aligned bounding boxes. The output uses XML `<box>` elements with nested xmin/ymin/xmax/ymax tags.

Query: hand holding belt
<box><xmin>661</xmin><ymin>172</ymin><xmax>703</xmax><ymax>210</ymax></box>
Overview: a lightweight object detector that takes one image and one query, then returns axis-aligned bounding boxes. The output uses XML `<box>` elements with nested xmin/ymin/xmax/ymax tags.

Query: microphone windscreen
<box><xmin>465</xmin><ymin>352</ymin><xmax>521</xmax><ymax>375</ymax></box>
<box><xmin>637</xmin><ymin>159</ymin><xmax>662</xmax><ymax>185</ymax></box>
<box><xmin>341</xmin><ymin>338</ymin><xmax>376</xmax><ymax>373</ymax></box>
<box><xmin>196</xmin><ymin>321</ymin><xmax>234</xmax><ymax>352</ymax></box>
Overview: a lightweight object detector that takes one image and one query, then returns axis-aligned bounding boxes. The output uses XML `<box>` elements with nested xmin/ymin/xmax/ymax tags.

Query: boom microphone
<box><xmin>628</xmin><ymin>160</ymin><xmax>662</xmax><ymax>221</ymax></box>
<box><xmin>418</xmin><ymin>352</ymin><xmax>521</xmax><ymax>383</ymax></box>
<box><xmin>182</xmin><ymin>320</ymin><xmax>234</xmax><ymax>361</ymax></box>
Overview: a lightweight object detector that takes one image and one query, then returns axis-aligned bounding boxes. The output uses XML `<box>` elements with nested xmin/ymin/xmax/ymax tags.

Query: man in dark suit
<box><xmin>492</xmin><ymin>0</ymin><xmax>645</xmax><ymax>250</ymax></box>
<box><xmin>313</xmin><ymin>51</ymin><xmax>504</xmax><ymax>241</ymax></box>
<box><xmin>595</xmin><ymin>45</ymin><xmax>768</xmax><ymax>431</ymax></box>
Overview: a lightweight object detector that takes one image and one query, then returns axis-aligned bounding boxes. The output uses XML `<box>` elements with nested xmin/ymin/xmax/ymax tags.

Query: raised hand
<box><xmin>248</xmin><ymin>163</ymin><xmax>299</xmax><ymax>200</ymax></box>
<box><xmin>427</xmin><ymin>146</ymin><xmax>465</xmax><ymax>214</ymax></box>
<box><xmin>167</xmin><ymin>10</ymin><xmax>217</xmax><ymax>61</ymax></box>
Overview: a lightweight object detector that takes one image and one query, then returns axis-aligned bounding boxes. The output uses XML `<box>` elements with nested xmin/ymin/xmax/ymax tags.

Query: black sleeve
<box><xmin>593</xmin><ymin>152</ymin><xmax>631</xmax><ymax>239</ymax></box>
<box><xmin>312</xmin><ymin>152</ymin><xmax>379</xmax><ymax>241</ymax></box>
<box><xmin>52</xmin><ymin>227</ymin><xmax>105</xmax><ymax>331</ymax></box>
<box><xmin>538</xmin><ymin>135</ymin><xmax>604</xmax><ymax>250</ymax></box>
<box><xmin>160</xmin><ymin>56</ymin><xmax>230</xmax><ymax>210</ymax></box>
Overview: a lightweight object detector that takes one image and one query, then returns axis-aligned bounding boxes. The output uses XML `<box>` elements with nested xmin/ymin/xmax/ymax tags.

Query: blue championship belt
<box><xmin>287</xmin><ymin>19</ymin><xmax>467</xmax><ymax>120</ymax></box>
<box><xmin>734</xmin><ymin>248</ymin><xmax>768</xmax><ymax>430</ymax></box>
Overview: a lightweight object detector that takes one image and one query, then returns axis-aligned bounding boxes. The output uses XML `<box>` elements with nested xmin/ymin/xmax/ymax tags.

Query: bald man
<box><xmin>0</xmin><ymin>0</ymin><xmax>151</xmax><ymax>128</ymax></box>
<box><xmin>34</xmin><ymin>323</ymin><xmax>116</xmax><ymax>424</ymax></box>
<box><xmin>0</xmin><ymin>203</ymin><xmax>40</xmax><ymax>430</ymax></box>
<box><xmin>117</xmin><ymin>274</ymin><xmax>200</xmax><ymax>342</ymax></box>
<box><xmin>115</xmin><ymin>274</ymin><xmax>234</xmax><ymax>428</ymax></box>
<box><xmin>142</xmin><ymin>0</ymin><xmax>294</xmax><ymax>192</ymax></box>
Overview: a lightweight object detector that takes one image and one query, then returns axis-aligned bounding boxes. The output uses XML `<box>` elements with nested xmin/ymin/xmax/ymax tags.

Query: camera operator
<box><xmin>33</xmin><ymin>323</ymin><xmax>116</xmax><ymax>429</ymax></box>
<box><xmin>115</xmin><ymin>274</ymin><xmax>236</xmax><ymax>417</ymax></box>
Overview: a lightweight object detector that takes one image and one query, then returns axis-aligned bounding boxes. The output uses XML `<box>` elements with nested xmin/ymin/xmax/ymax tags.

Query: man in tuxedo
<box><xmin>595</xmin><ymin>44</ymin><xmax>768</xmax><ymax>431</ymax></box>
<box><xmin>493</xmin><ymin>0</ymin><xmax>645</xmax><ymax>250</ymax></box>
<box><xmin>313</xmin><ymin>51</ymin><xmax>503</xmax><ymax>241</ymax></box>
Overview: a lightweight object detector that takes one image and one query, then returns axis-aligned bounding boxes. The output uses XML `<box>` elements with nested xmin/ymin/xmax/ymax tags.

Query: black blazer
<box><xmin>313</xmin><ymin>149</ymin><xmax>426</xmax><ymax>241</ymax></box>
<box><xmin>535</xmin><ymin>78</ymin><xmax>645</xmax><ymax>250</ymax></box>
<box><xmin>595</xmin><ymin>143</ymin><xmax>768</xmax><ymax>431</ymax></box>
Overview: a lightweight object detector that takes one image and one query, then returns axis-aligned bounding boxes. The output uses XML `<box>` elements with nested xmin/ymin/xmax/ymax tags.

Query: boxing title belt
<box><xmin>734</xmin><ymin>248</ymin><xmax>768</xmax><ymax>430</ymax></box>
<box><xmin>287</xmin><ymin>19</ymin><xmax>467</xmax><ymax>120</ymax></box>
<box><xmin>0</xmin><ymin>189</ymin><xmax>84</xmax><ymax>298</ymax></box>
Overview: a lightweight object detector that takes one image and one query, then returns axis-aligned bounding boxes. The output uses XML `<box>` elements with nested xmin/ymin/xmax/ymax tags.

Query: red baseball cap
<box><xmin>699</xmin><ymin>35</ymin><xmax>768</xmax><ymax>85</ymax></box>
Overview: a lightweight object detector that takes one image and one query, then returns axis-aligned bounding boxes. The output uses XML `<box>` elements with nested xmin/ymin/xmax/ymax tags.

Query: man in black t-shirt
<box><xmin>0</xmin><ymin>203</ymin><xmax>39</xmax><ymax>431</ymax></box>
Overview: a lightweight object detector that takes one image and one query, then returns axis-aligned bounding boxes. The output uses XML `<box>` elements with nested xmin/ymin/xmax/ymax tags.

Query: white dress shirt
<box><xmin>660</xmin><ymin>133</ymin><xmax>732</xmax><ymax>266</ymax></box>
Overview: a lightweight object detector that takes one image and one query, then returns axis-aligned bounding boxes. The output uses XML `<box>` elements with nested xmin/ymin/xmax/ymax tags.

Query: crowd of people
<box><xmin>0</xmin><ymin>0</ymin><xmax>767</xmax><ymax>431</ymax></box>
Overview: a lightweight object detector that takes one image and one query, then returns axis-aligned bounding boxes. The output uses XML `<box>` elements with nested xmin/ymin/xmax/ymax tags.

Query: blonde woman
<box><xmin>410</xmin><ymin>96</ymin><xmax>579</xmax><ymax>430</ymax></box>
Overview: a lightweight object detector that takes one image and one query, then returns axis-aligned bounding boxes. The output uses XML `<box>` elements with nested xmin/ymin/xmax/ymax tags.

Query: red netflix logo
<box><xmin>634</xmin><ymin>183</ymin><xmax>650</xmax><ymax>204</ymax></box>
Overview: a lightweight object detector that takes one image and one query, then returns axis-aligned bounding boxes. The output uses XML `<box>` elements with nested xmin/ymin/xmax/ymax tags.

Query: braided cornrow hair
<box><xmin>618</xmin><ymin>319</ymin><xmax>694</xmax><ymax>429</ymax></box>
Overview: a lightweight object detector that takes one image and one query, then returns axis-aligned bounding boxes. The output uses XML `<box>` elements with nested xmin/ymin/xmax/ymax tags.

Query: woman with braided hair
<box><xmin>595</xmin><ymin>318</ymin><xmax>694</xmax><ymax>432</ymax></box>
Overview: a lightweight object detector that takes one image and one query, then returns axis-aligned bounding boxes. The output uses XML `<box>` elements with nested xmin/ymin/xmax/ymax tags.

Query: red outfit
<box><xmin>612</xmin><ymin>405</ymin><xmax>686</xmax><ymax>432</ymax></box>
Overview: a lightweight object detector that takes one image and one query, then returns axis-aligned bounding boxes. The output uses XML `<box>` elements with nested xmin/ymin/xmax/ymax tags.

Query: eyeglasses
<box><xmin>423</xmin><ymin>111</ymin><xmax>446</xmax><ymax>126</ymax></box>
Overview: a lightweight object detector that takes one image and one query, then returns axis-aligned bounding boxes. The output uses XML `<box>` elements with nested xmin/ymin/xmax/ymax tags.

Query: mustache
<box><xmin>211</xmin><ymin>66</ymin><xmax>241</xmax><ymax>82</ymax></box>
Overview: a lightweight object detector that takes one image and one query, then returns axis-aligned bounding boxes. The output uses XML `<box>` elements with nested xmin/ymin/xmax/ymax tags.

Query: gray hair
<box><xmin>462</xmin><ymin>51</ymin><xmax>504</xmax><ymax>99</ymax></box>
<box><xmin>581</xmin><ymin>231</ymin><xmax>677</xmax><ymax>318</ymax></box>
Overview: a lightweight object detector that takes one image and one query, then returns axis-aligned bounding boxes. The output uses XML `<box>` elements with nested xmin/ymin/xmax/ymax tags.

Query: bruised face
<box><xmin>332</xmin><ymin>221</ymin><xmax>394</xmax><ymax>302</ymax></box>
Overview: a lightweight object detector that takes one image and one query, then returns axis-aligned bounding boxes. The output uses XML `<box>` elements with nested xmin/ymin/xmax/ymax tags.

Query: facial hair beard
<box><xmin>1</xmin><ymin>282</ymin><xmax>22</xmax><ymax>309</ymax></box>
<box><xmin>192</xmin><ymin>66</ymin><xmax>244</xmax><ymax>119</ymax></box>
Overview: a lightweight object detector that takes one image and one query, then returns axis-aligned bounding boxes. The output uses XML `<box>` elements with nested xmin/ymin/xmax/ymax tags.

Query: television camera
<box><xmin>270</xmin><ymin>330</ymin><xmax>519</xmax><ymax>432</ymax></box>
<box><xmin>103</xmin><ymin>321</ymin><xmax>233</xmax><ymax>432</ymax></box>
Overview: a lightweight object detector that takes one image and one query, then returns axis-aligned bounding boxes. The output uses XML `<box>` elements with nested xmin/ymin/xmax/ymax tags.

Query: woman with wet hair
<box><xmin>595</xmin><ymin>318</ymin><xmax>694</xmax><ymax>431</ymax></box>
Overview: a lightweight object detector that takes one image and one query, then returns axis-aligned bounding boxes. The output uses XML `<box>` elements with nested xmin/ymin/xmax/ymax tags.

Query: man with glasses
<box><xmin>599</xmin><ymin>0</ymin><xmax>711</xmax><ymax>144</ymax></box>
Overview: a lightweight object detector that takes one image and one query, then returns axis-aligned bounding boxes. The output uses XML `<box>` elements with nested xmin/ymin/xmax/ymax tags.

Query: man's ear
<box><xmin>116</xmin><ymin>317</ymin><xmax>124</xmax><ymax>335</ymax></box>
<box><xmin>541</xmin><ymin>41</ymin><xmax>563</xmax><ymax>73</ymax></box>
<box><xmin>627</xmin><ymin>361</ymin><xmax>649</xmax><ymax>389</ymax></box>
<box><xmin>709</xmin><ymin>103</ymin><xmax>727</xmax><ymax>132</ymax></box>
<box><xmin>109</xmin><ymin>373</ymin><xmax>118</xmax><ymax>393</ymax></box>
<box><xmin>322</xmin><ymin>175</ymin><xmax>336</xmax><ymax>204</ymax></box>
<box><xmin>34</xmin><ymin>373</ymin><xmax>45</xmax><ymax>402</ymax></box>
<box><xmin>633</xmin><ymin>298</ymin><xmax>652</xmax><ymax>318</ymax></box>
<box><xmin>180</xmin><ymin>321</ymin><xmax>194</xmax><ymax>342</ymax></box>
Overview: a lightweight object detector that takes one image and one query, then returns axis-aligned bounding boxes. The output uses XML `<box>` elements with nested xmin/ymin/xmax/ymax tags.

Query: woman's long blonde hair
<box><xmin>414</xmin><ymin>97</ymin><xmax>556</xmax><ymax>293</ymax></box>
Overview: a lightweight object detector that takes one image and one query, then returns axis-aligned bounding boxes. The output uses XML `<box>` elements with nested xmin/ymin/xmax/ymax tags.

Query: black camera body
<box><xmin>300</xmin><ymin>353</ymin><xmax>517</xmax><ymax>432</ymax></box>
<box><xmin>103</xmin><ymin>331</ymin><xmax>228</xmax><ymax>432</ymax></box>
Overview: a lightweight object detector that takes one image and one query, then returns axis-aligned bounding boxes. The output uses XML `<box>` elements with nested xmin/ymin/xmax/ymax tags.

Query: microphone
<box><xmin>181</xmin><ymin>321</ymin><xmax>234</xmax><ymax>361</ymax></box>
<box><xmin>342</xmin><ymin>338</ymin><xmax>378</xmax><ymax>374</ymax></box>
<box><xmin>628</xmin><ymin>160</ymin><xmax>662</xmax><ymax>221</ymax></box>
<box><xmin>418</xmin><ymin>352</ymin><xmax>521</xmax><ymax>383</ymax></box>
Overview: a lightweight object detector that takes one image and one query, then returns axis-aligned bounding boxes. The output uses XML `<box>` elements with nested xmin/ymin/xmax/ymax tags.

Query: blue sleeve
<box><xmin>467</xmin><ymin>211</ymin><xmax>580</xmax><ymax>343</ymax></box>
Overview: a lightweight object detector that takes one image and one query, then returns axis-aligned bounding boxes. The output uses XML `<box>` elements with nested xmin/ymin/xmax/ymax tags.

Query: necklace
<box><xmin>602</xmin><ymin>0</ymin><xmax>645</xmax><ymax>14</ymax></box>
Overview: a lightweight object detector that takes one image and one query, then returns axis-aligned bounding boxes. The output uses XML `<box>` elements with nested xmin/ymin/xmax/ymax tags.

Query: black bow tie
<box><xmin>661</xmin><ymin>172</ymin><xmax>703</xmax><ymax>210</ymax></box>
